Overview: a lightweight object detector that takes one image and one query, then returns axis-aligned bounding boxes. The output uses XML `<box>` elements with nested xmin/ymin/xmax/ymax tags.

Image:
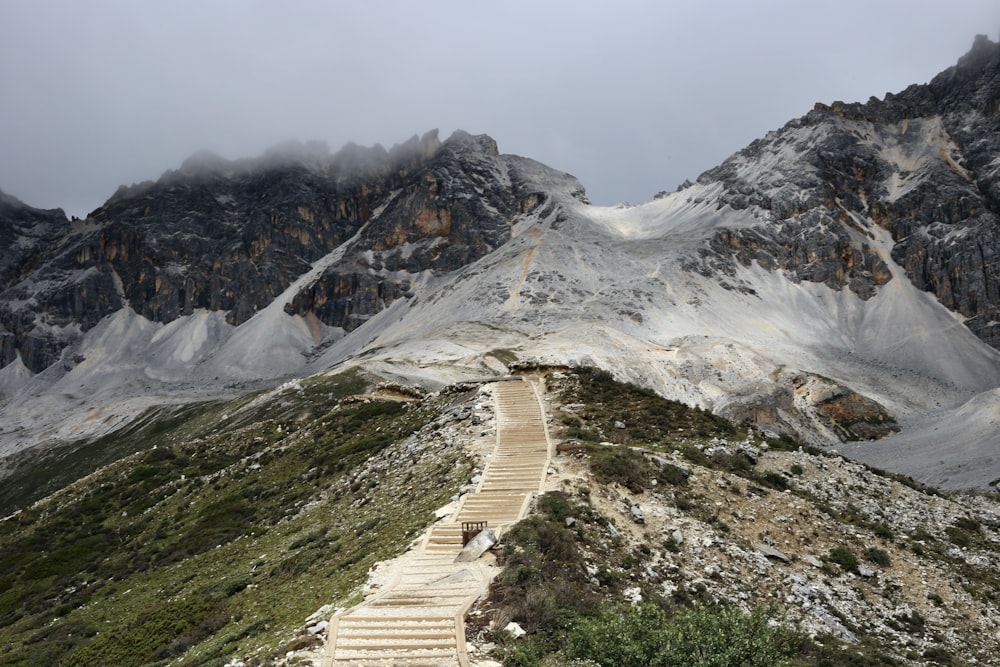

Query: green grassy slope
<box><xmin>0</xmin><ymin>371</ymin><xmax>473</xmax><ymax>666</ymax></box>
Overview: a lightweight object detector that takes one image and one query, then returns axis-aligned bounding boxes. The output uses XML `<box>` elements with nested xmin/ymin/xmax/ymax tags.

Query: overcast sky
<box><xmin>1</xmin><ymin>1</ymin><xmax>998</xmax><ymax>218</ymax></box>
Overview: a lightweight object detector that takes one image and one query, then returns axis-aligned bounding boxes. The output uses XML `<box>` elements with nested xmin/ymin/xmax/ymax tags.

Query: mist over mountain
<box><xmin>2</xmin><ymin>36</ymin><xmax>1000</xmax><ymax>497</ymax></box>
<box><xmin>4</xmin><ymin>33</ymin><xmax>1000</xmax><ymax>667</ymax></box>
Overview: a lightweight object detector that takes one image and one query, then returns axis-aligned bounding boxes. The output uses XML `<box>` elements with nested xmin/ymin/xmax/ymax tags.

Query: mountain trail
<box><xmin>504</xmin><ymin>239</ymin><xmax>541</xmax><ymax>313</ymax></box>
<box><xmin>321</xmin><ymin>378</ymin><xmax>552</xmax><ymax>666</ymax></box>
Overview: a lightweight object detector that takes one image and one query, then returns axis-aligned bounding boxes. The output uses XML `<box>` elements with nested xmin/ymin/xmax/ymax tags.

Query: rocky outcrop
<box><xmin>706</xmin><ymin>213</ymin><xmax>892</xmax><ymax>299</ymax></box>
<box><xmin>0</xmin><ymin>130</ymin><xmax>555</xmax><ymax>372</ymax></box>
<box><xmin>0</xmin><ymin>191</ymin><xmax>76</xmax><ymax>369</ymax></box>
<box><xmin>283</xmin><ymin>132</ymin><xmax>547</xmax><ymax>330</ymax></box>
<box><xmin>696</xmin><ymin>36</ymin><xmax>1000</xmax><ymax>348</ymax></box>
<box><xmin>284</xmin><ymin>264</ymin><xmax>410</xmax><ymax>331</ymax></box>
<box><xmin>0</xmin><ymin>190</ymin><xmax>69</xmax><ymax>287</ymax></box>
<box><xmin>790</xmin><ymin>374</ymin><xmax>898</xmax><ymax>441</ymax></box>
<box><xmin>717</xmin><ymin>373</ymin><xmax>897</xmax><ymax>443</ymax></box>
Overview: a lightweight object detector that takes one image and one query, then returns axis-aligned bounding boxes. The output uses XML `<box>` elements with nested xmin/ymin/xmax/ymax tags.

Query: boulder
<box><xmin>504</xmin><ymin>622</ymin><xmax>527</xmax><ymax>638</ymax></box>
<box><xmin>629</xmin><ymin>504</ymin><xmax>645</xmax><ymax>524</ymax></box>
<box><xmin>306</xmin><ymin>620</ymin><xmax>328</xmax><ymax>635</ymax></box>
<box><xmin>757</xmin><ymin>544</ymin><xmax>791</xmax><ymax>563</ymax></box>
<box><xmin>454</xmin><ymin>527</ymin><xmax>497</xmax><ymax>562</ymax></box>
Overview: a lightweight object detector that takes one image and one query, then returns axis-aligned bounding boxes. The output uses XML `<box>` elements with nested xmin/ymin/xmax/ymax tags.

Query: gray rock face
<box><xmin>0</xmin><ymin>190</ymin><xmax>69</xmax><ymax>288</ymax></box>
<box><xmin>4</xmin><ymin>36</ymin><xmax>1000</xmax><ymax>380</ymax></box>
<box><xmin>629</xmin><ymin>504</ymin><xmax>645</xmax><ymax>524</ymax></box>
<box><xmin>0</xmin><ymin>191</ymin><xmax>78</xmax><ymax>370</ymax></box>
<box><xmin>694</xmin><ymin>35</ymin><xmax>1000</xmax><ymax>350</ymax></box>
<box><xmin>283</xmin><ymin>132</ymin><xmax>545</xmax><ymax>331</ymax></box>
<box><xmin>0</xmin><ymin>130</ymin><xmax>560</xmax><ymax>372</ymax></box>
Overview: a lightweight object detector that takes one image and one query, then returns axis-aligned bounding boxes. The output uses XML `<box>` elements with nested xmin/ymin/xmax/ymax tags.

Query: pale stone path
<box><xmin>322</xmin><ymin>379</ymin><xmax>551</xmax><ymax>666</ymax></box>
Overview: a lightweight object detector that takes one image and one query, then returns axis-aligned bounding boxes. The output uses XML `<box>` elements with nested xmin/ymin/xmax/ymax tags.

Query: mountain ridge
<box><xmin>2</xmin><ymin>37</ymin><xmax>1000</xmax><ymax>492</ymax></box>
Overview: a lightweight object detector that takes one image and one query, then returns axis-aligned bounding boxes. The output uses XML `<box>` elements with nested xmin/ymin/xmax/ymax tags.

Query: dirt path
<box><xmin>321</xmin><ymin>378</ymin><xmax>551</xmax><ymax>666</ymax></box>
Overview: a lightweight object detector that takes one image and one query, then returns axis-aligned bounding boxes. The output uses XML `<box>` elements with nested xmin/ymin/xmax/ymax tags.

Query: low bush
<box><xmin>590</xmin><ymin>447</ymin><xmax>651</xmax><ymax>493</ymax></box>
<box><xmin>865</xmin><ymin>547</ymin><xmax>892</xmax><ymax>567</ymax></box>
<box><xmin>565</xmin><ymin>603</ymin><xmax>797</xmax><ymax>667</ymax></box>
<box><xmin>827</xmin><ymin>546</ymin><xmax>859</xmax><ymax>573</ymax></box>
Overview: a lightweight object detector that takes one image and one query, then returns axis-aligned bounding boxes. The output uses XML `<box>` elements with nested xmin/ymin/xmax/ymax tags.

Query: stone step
<box><xmin>336</xmin><ymin>636</ymin><xmax>456</xmax><ymax>648</ymax></box>
<box><xmin>339</xmin><ymin>608</ymin><xmax>461</xmax><ymax>619</ymax></box>
<box><xmin>337</xmin><ymin>629</ymin><xmax>454</xmax><ymax>636</ymax></box>
<box><xmin>332</xmin><ymin>648</ymin><xmax>459</xmax><ymax>662</ymax></box>
<box><xmin>338</xmin><ymin>617</ymin><xmax>454</xmax><ymax>626</ymax></box>
<box><xmin>368</xmin><ymin>600</ymin><xmax>465</xmax><ymax>609</ymax></box>
<box><xmin>371</xmin><ymin>593</ymin><xmax>469</xmax><ymax>603</ymax></box>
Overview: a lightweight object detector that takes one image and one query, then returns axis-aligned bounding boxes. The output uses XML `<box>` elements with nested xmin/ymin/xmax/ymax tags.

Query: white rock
<box><xmin>505</xmin><ymin>621</ymin><xmax>527</xmax><ymax>638</ymax></box>
<box><xmin>455</xmin><ymin>528</ymin><xmax>497</xmax><ymax>562</ymax></box>
<box><xmin>307</xmin><ymin>620</ymin><xmax>328</xmax><ymax>635</ymax></box>
<box><xmin>757</xmin><ymin>544</ymin><xmax>791</xmax><ymax>563</ymax></box>
<box><xmin>306</xmin><ymin>604</ymin><xmax>335</xmax><ymax>623</ymax></box>
<box><xmin>630</xmin><ymin>504</ymin><xmax>645</xmax><ymax>524</ymax></box>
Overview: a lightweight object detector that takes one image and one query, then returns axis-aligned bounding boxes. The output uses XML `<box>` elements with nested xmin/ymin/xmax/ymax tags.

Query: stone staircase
<box><xmin>322</xmin><ymin>378</ymin><xmax>551</xmax><ymax>666</ymax></box>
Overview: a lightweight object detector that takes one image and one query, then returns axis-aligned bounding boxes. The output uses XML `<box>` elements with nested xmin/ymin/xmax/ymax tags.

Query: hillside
<box><xmin>469</xmin><ymin>369</ymin><xmax>1000</xmax><ymax>666</ymax></box>
<box><xmin>0</xmin><ymin>370</ymin><xmax>478</xmax><ymax>666</ymax></box>
<box><xmin>1</xmin><ymin>368</ymin><xmax>997</xmax><ymax>666</ymax></box>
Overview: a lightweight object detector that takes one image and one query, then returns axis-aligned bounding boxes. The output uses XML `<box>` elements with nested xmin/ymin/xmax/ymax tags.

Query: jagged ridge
<box><xmin>697</xmin><ymin>34</ymin><xmax>1000</xmax><ymax>347</ymax></box>
<box><xmin>0</xmin><ymin>130</ymin><xmax>559</xmax><ymax>373</ymax></box>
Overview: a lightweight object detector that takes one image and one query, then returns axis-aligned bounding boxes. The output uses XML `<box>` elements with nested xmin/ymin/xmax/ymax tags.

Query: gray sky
<box><xmin>1</xmin><ymin>1</ymin><xmax>998</xmax><ymax>218</ymax></box>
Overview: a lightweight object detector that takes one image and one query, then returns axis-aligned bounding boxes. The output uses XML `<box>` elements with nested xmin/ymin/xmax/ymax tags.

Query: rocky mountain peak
<box><xmin>260</xmin><ymin>139</ymin><xmax>332</xmax><ymax>166</ymax></box>
<box><xmin>388</xmin><ymin>128</ymin><xmax>442</xmax><ymax>162</ymax></box>
<box><xmin>953</xmin><ymin>33</ymin><xmax>1000</xmax><ymax>76</ymax></box>
<box><xmin>692</xmin><ymin>36</ymin><xmax>1000</xmax><ymax>349</ymax></box>
<box><xmin>0</xmin><ymin>129</ymin><xmax>551</xmax><ymax>373</ymax></box>
<box><xmin>440</xmin><ymin>129</ymin><xmax>500</xmax><ymax>156</ymax></box>
<box><xmin>178</xmin><ymin>148</ymin><xmax>232</xmax><ymax>176</ymax></box>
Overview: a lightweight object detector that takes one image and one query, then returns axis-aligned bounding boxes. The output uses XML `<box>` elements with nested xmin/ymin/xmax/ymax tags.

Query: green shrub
<box><xmin>590</xmin><ymin>447</ymin><xmax>650</xmax><ymax>494</ymax></box>
<box><xmin>922</xmin><ymin>645</ymin><xmax>955</xmax><ymax>664</ymax></box>
<box><xmin>946</xmin><ymin>527</ymin><xmax>971</xmax><ymax>547</ymax></box>
<box><xmin>200</xmin><ymin>574</ymin><xmax>252</xmax><ymax>599</ymax></box>
<box><xmin>558</xmin><ymin>366</ymin><xmax>737</xmax><ymax>447</ymax></box>
<box><xmin>827</xmin><ymin>546</ymin><xmax>859</xmax><ymax>573</ymax></box>
<box><xmin>873</xmin><ymin>522</ymin><xmax>894</xmax><ymax>540</ymax></box>
<box><xmin>865</xmin><ymin>547</ymin><xmax>891</xmax><ymax>567</ymax></box>
<box><xmin>946</xmin><ymin>516</ymin><xmax>980</xmax><ymax>547</ymax></box>
<box><xmin>538</xmin><ymin>492</ymin><xmax>573</xmax><ymax>522</ymax></box>
<box><xmin>953</xmin><ymin>516</ymin><xmax>979</xmax><ymax>531</ymax></box>
<box><xmin>657</xmin><ymin>462</ymin><xmax>690</xmax><ymax>487</ymax></box>
<box><xmin>566</xmin><ymin>603</ymin><xmax>796</xmax><ymax>667</ymax></box>
<box><xmin>760</xmin><ymin>471</ymin><xmax>789</xmax><ymax>490</ymax></box>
